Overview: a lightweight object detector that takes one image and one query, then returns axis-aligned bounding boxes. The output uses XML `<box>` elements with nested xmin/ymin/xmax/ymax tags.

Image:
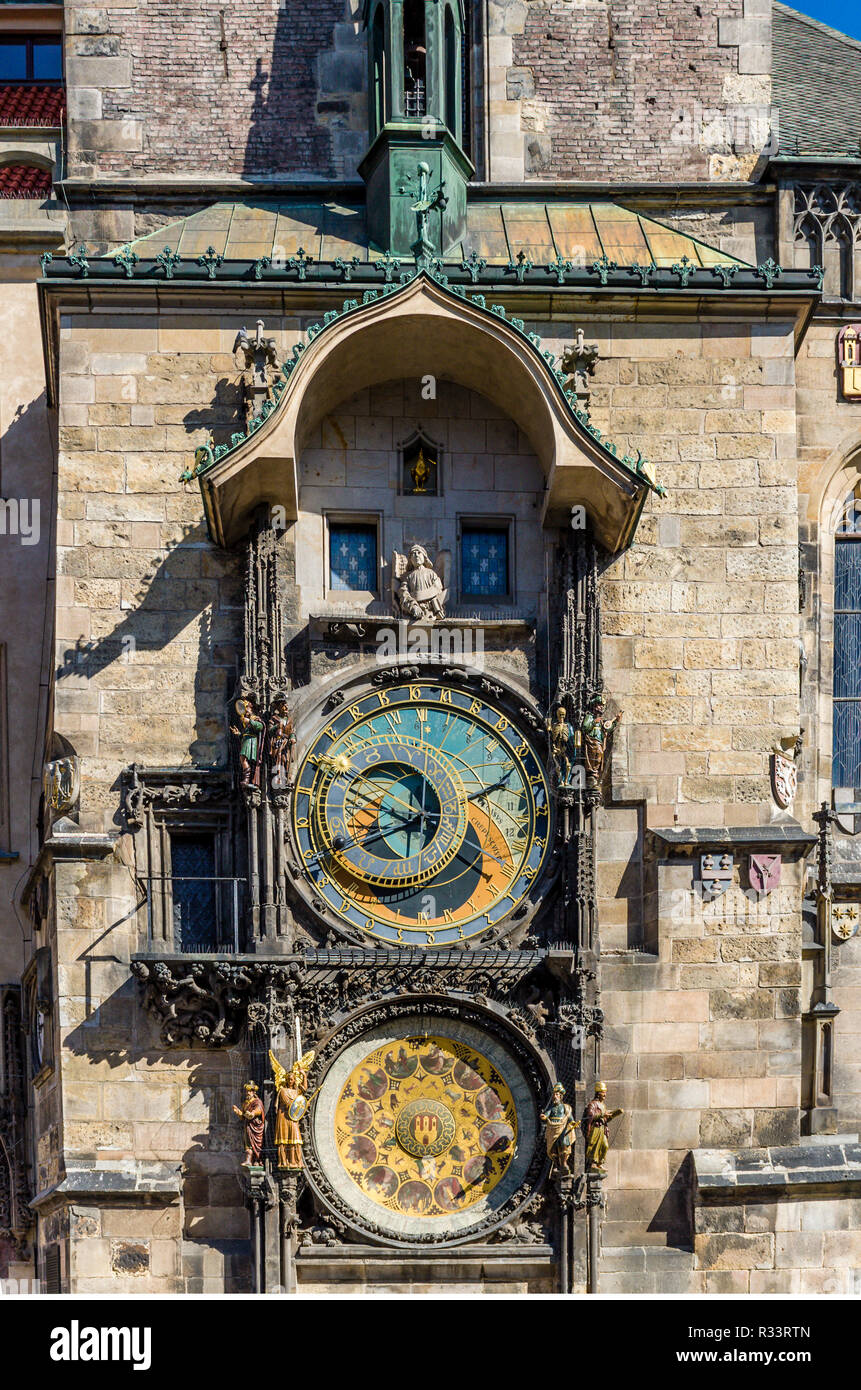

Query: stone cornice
<box><xmin>693</xmin><ymin>1143</ymin><xmax>861</xmax><ymax>1197</ymax></box>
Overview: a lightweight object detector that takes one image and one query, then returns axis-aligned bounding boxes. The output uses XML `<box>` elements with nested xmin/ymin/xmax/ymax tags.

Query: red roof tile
<box><xmin>0</xmin><ymin>163</ymin><xmax>53</xmax><ymax>198</ymax></box>
<box><xmin>0</xmin><ymin>85</ymin><xmax>65</xmax><ymax>127</ymax></box>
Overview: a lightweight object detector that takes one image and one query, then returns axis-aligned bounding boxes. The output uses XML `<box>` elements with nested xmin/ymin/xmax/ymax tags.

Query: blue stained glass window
<box><xmin>329</xmin><ymin>522</ymin><xmax>377</xmax><ymax>591</ymax></box>
<box><xmin>833</xmin><ymin>485</ymin><xmax>861</xmax><ymax>793</ymax></box>
<box><xmin>461</xmin><ymin>526</ymin><xmax>509</xmax><ymax>598</ymax></box>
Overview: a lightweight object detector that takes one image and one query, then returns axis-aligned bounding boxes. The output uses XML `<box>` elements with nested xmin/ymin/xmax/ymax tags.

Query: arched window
<box><xmin>833</xmin><ymin>479</ymin><xmax>861</xmax><ymax>800</ymax></box>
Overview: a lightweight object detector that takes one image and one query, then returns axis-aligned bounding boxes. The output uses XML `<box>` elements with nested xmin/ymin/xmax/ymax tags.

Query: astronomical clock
<box><xmin>279</xmin><ymin>664</ymin><xmax>563</xmax><ymax>1248</ymax></box>
<box><xmin>131</xmin><ymin>526</ymin><xmax>603</xmax><ymax>1283</ymax></box>
<box><xmin>289</xmin><ymin>676</ymin><xmax>552</xmax><ymax>947</ymax></box>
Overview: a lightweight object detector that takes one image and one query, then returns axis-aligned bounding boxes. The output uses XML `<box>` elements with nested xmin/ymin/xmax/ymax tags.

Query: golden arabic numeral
<box><xmin>325</xmin><ymin>725</ymin><xmax>338</xmax><ymax>739</ymax></box>
<box><xmin>425</xmin><ymin>930</ymin><xmax>436</xmax><ymax>945</ymax></box>
<box><xmin>376</xmin><ymin>690</ymin><xmax>390</xmax><ymax>707</ymax></box>
<box><xmin>469</xmin><ymin>699</ymin><xmax>482</xmax><ymax>715</ymax></box>
<box><xmin>515</xmin><ymin>741</ymin><xmax>528</xmax><ymax>757</ymax></box>
<box><xmin>524</xmin><ymin>865</ymin><xmax>537</xmax><ymax>880</ymax></box>
<box><xmin>495</xmin><ymin>716</ymin><xmax>509</xmax><ymax>733</ymax></box>
<box><xmin>409</xmin><ymin>686</ymin><xmax>423</xmax><ymax>701</ymax></box>
<box><xmin>296</xmin><ymin>817</ymin><xmax>309</xmax><ymax>828</ymax></box>
<box><xmin>439</xmin><ymin>688</ymin><xmax>453</xmax><ymax>705</ymax></box>
<box><xmin>535</xmin><ymin>838</ymin><xmax>546</xmax><ymax>851</ymax></box>
<box><xmin>349</xmin><ymin>703</ymin><xmax>363</xmax><ymax>719</ymax></box>
<box><xmin>363</xmin><ymin>918</ymin><xmax>374</xmax><ymax>932</ymax></box>
<box><xmin>529</xmin><ymin>777</ymin><xmax>543</xmax><ymax>789</ymax></box>
<box><xmin>302</xmin><ymin>849</ymin><xmax>315</xmax><ymax>861</ymax></box>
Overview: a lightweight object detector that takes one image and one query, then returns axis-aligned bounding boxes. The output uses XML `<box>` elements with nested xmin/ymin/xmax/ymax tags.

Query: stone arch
<box><xmin>196</xmin><ymin>273</ymin><xmax>654</xmax><ymax>552</ymax></box>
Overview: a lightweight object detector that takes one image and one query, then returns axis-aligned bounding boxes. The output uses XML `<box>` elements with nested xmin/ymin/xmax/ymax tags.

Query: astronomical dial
<box><xmin>290</xmin><ymin>679</ymin><xmax>551</xmax><ymax>946</ymax></box>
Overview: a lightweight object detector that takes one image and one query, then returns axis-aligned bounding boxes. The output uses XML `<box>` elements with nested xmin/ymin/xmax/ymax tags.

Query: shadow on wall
<box><xmin>55</xmin><ymin>528</ymin><xmax>242</xmax><ymax>770</ymax></box>
<box><xmin>62</xmin><ymin>982</ymin><xmax>254</xmax><ymax>1293</ymax></box>
<box><xmin>243</xmin><ymin>0</ymin><xmax>356</xmax><ymax>180</ymax></box>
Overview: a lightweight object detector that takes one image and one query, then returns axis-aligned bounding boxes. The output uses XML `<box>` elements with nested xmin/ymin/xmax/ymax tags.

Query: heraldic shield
<box><xmin>749</xmin><ymin>854</ymin><xmax>781</xmax><ymax>894</ymax></box>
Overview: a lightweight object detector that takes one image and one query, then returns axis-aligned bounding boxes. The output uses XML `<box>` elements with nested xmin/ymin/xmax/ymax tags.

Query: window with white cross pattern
<box><xmin>460</xmin><ymin>524</ymin><xmax>511</xmax><ymax>600</ymax></box>
<box><xmin>328</xmin><ymin>521</ymin><xmax>378</xmax><ymax>592</ymax></box>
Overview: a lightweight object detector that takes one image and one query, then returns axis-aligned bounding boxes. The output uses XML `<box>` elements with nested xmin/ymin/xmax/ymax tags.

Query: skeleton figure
<box><xmin>391</xmin><ymin>544</ymin><xmax>449</xmax><ymax>622</ymax></box>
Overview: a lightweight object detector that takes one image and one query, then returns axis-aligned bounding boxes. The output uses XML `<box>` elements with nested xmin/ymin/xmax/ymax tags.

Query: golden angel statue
<box><xmin>391</xmin><ymin>544</ymin><xmax>449</xmax><ymax>622</ymax></box>
<box><xmin>270</xmin><ymin>1048</ymin><xmax>315</xmax><ymax>1171</ymax></box>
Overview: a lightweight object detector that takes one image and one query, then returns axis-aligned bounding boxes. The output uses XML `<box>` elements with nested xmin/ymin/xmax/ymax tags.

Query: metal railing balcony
<box><xmin>143</xmin><ymin>875</ymin><xmax>247</xmax><ymax>954</ymax></box>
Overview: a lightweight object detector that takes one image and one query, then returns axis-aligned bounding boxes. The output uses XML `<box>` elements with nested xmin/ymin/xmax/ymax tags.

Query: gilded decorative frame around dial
<box><xmin>288</xmin><ymin>674</ymin><xmax>552</xmax><ymax>946</ymax></box>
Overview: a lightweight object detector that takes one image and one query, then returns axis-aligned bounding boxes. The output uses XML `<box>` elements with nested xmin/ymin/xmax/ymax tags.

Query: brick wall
<box><xmin>65</xmin><ymin>0</ymin><xmax>366</xmax><ymax>180</ymax></box>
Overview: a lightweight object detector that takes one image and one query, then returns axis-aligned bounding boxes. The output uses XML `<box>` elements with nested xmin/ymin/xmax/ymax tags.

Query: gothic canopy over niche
<box><xmin>193</xmin><ymin>273</ymin><xmax>657</xmax><ymax>553</ymax></box>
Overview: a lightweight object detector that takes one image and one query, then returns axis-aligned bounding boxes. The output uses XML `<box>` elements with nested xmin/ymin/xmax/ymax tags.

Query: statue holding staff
<box><xmin>582</xmin><ymin>1082</ymin><xmax>623</xmax><ymax>1175</ymax></box>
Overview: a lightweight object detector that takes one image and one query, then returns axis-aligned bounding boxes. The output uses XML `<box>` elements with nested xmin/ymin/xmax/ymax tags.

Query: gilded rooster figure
<box><xmin>410</xmin><ymin>446</ymin><xmax>434</xmax><ymax>494</ymax></box>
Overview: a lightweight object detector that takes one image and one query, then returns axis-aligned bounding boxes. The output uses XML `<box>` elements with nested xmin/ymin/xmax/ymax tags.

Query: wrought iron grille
<box><xmin>404</xmin><ymin>74</ymin><xmax>425</xmax><ymax>117</ymax></box>
<box><xmin>833</xmin><ymin>484</ymin><xmax>861</xmax><ymax>798</ymax></box>
<box><xmin>147</xmin><ymin>836</ymin><xmax>245</xmax><ymax>952</ymax></box>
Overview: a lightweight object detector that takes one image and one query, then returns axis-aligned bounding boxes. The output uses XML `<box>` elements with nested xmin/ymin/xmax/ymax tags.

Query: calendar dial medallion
<box><xmin>291</xmin><ymin>678</ymin><xmax>551</xmax><ymax>946</ymax></box>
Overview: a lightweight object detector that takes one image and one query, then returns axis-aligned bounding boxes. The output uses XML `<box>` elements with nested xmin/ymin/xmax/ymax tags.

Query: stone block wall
<box><xmin>693</xmin><ymin>1193</ymin><xmax>861</xmax><ymax>1295</ymax></box>
<box><xmin>38</xmin><ymin>851</ymin><xmax>252</xmax><ymax>1292</ymax></box>
<box><xmin>296</xmin><ymin>380</ymin><xmax>546</xmax><ymax>616</ymax></box>
<box><xmin>0</xmin><ymin>275</ymin><xmax>56</xmax><ymax>980</ymax></box>
<box><xmin>586</xmin><ymin>317</ymin><xmax>801</xmax><ymax>834</ymax></box>
<box><xmin>600</xmin><ymin>858</ymin><xmax>804</xmax><ymax>1248</ymax></box>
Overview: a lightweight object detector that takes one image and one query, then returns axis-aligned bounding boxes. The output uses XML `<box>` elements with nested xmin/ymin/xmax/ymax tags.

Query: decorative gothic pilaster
<box><xmin>550</xmin><ymin>526</ymin><xmax>603</xmax><ymax>954</ymax></box>
<box><xmin>0</xmin><ymin>986</ymin><xmax>31</xmax><ymax>1258</ymax></box>
<box><xmin>806</xmin><ymin>804</ymin><xmax>841</xmax><ymax>1134</ymax></box>
<box><xmin>235</xmin><ymin>508</ymin><xmax>294</xmax><ymax>947</ymax></box>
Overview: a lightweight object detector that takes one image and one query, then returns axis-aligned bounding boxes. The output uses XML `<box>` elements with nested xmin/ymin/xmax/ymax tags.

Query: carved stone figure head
<box><xmin>408</xmin><ymin>544</ymin><xmax>431</xmax><ymax>570</ymax></box>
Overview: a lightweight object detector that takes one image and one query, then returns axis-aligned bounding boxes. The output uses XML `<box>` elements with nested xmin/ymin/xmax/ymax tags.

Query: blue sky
<box><xmin>789</xmin><ymin>1</ymin><xmax>861</xmax><ymax>41</ymax></box>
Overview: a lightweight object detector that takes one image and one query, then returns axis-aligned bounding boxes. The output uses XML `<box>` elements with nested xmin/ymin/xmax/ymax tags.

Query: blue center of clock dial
<box><xmin>320</xmin><ymin>739</ymin><xmax>468</xmax><ymax>887</ymax></box>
